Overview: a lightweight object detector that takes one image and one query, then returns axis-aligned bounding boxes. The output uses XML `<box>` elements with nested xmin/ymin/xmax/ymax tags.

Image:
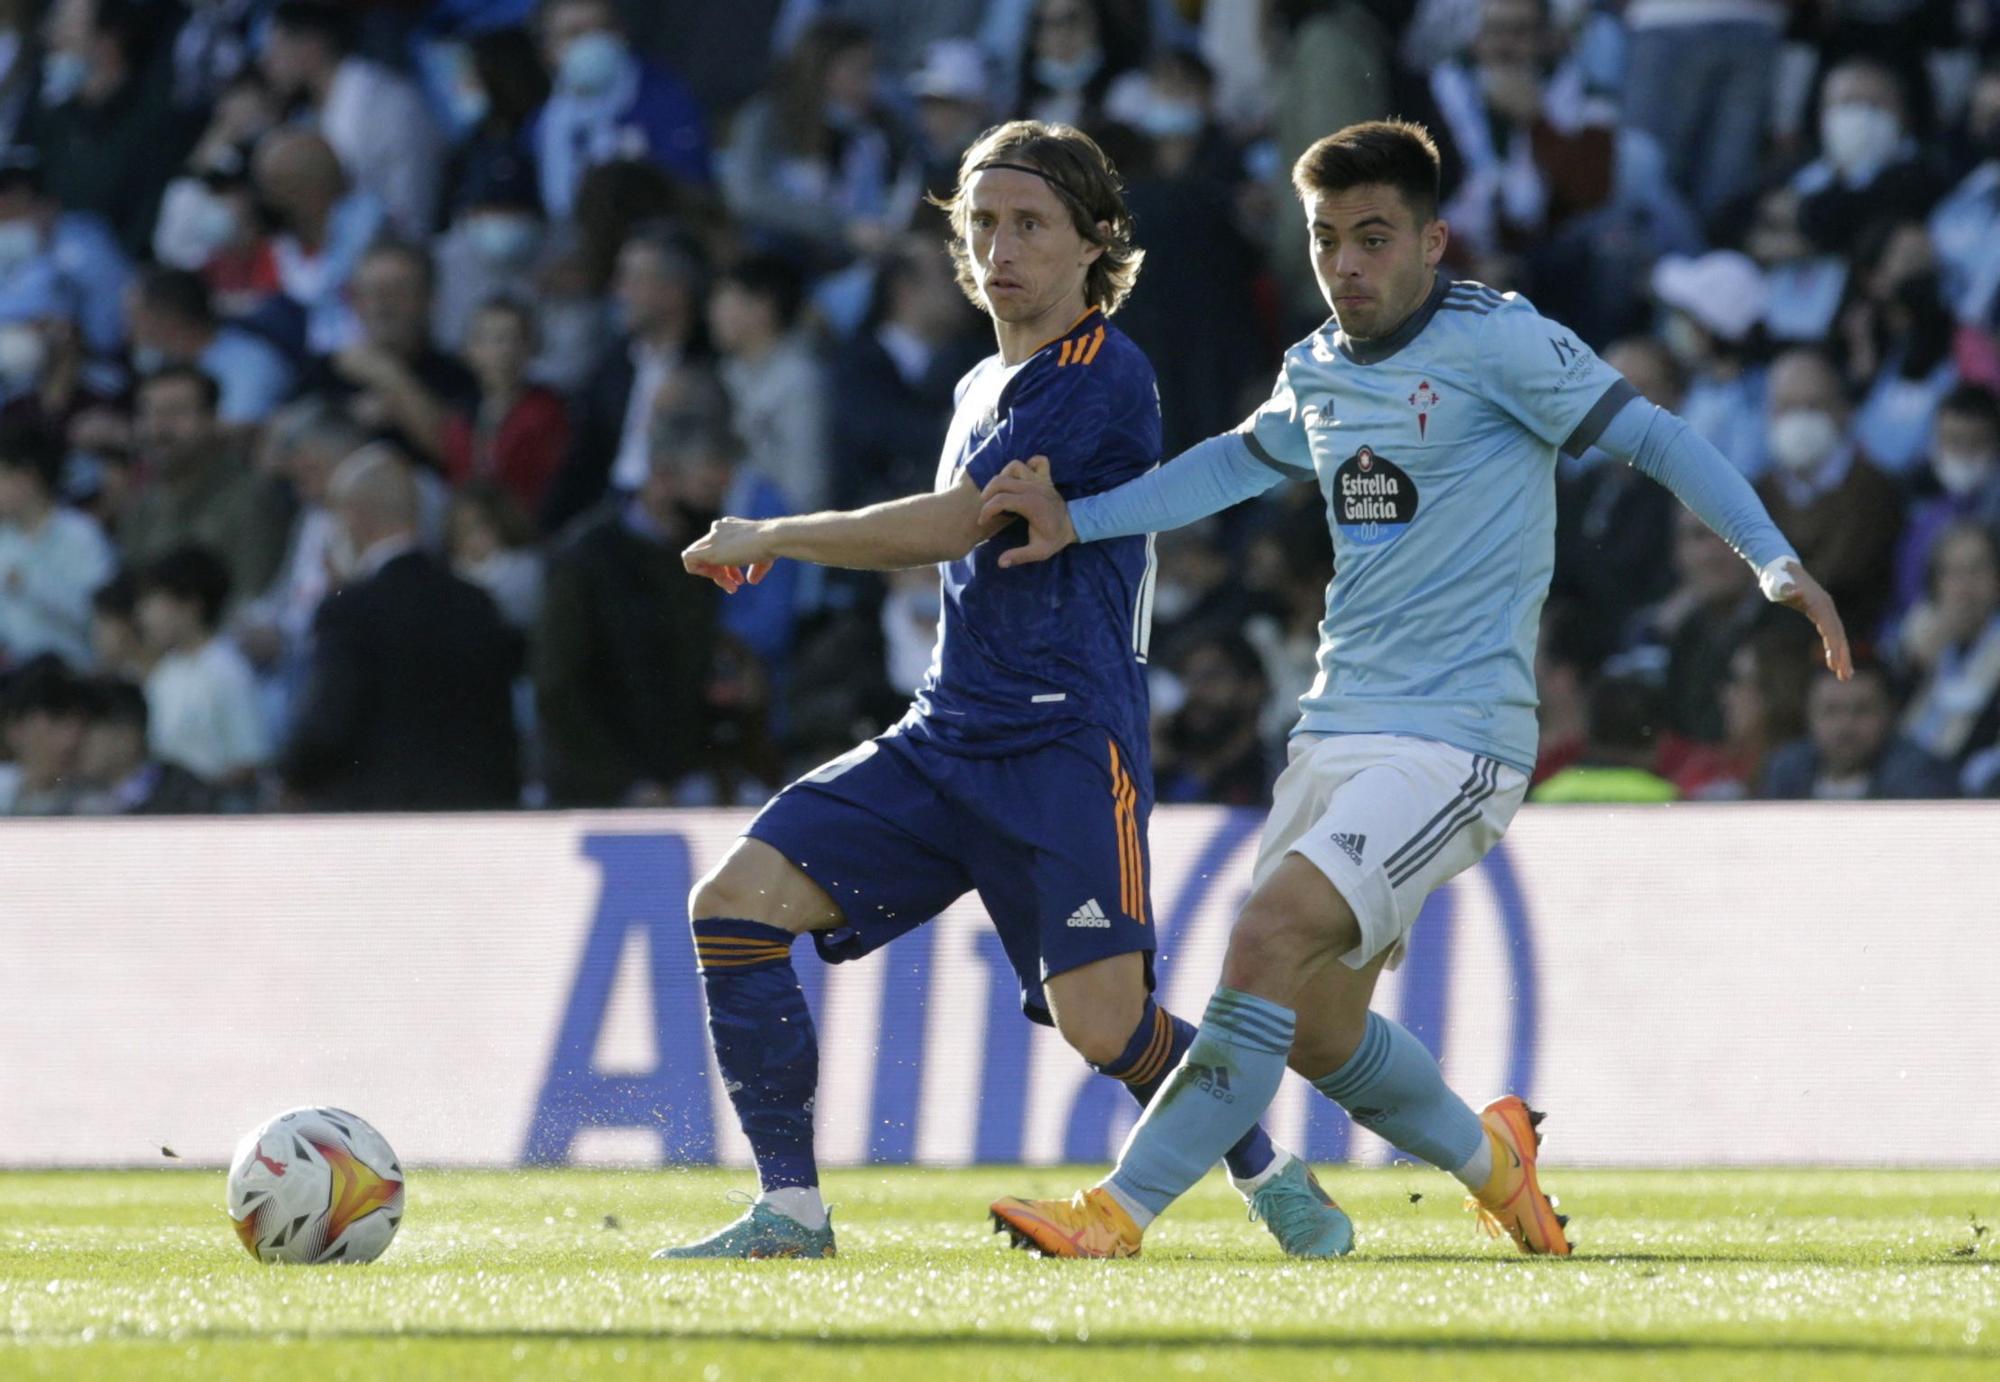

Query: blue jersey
<box><xmin>1236</xmin><ymin>276</ymin><xmax>1638</xmax><ymax>773</ymax></box>
<box><xmin>900</xmin><ymin>309</ymin><xmax>1162</xmax><ymax>770</ymax></box>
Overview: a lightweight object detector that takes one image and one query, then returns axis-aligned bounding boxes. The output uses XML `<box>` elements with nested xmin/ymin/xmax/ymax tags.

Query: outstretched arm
<box><xmin>978</xmin><ymin>432</ymin><xmax>1290</xmax><ymax>568</ymax></box>
<box><xmin>1598</xmin><ymin>397</ymin><xmax>1852</xmax><ymax>679</ymax></box>
<box><xmin>683</xmin><ymin>472</ymin><xmax>1005</xmax><ymax>591</ymax></box>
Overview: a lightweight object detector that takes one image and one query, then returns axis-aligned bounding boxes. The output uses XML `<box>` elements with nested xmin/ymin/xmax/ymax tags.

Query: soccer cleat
<box><xmin>652</xmin><ymin>1199</ymin><xmax>836</xmax><ymax>1260</ymax></box>
<box><xmin>1465</xmin><ymin>1096</ymin><xmax>1571</xmax><ymax>1256</ymax></box>
<box><xmin>1247</xmin><ymin>1157</ymin><xmax>1356</xmax><ymax>1259</ymax></box>
<box><xmin>989</xmin><ymin>1187</ymin><xmax>1143</xmax><ymax>1259</ymax></box>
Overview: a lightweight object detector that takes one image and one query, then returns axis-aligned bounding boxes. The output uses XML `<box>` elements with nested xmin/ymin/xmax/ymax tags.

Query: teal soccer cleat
<box><xmin>1248</xmin><ymin>1156</ymin><xmax>1356</xmax><ymax>1259</ymax></box>
<box><xmin>652</xmin><ymin>1198</ymin><xmax>837</xmax><ymax>1260</ymax></box>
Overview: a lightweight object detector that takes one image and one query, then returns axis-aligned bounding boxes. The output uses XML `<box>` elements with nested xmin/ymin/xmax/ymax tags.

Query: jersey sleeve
<box><xmin>961</xmin><ymin>358</ymin><xmax>1115</xmax><ymax>492</ymax></box>
<box><xmin>1477</xmin><ymin>299</ymin><xmax>1638</xmax><ymax>458</ymax></box>
<box><xmin>1231</xmin><ymin>359</ymin><xmax>1317</xmax><ymax>476</ymax></box>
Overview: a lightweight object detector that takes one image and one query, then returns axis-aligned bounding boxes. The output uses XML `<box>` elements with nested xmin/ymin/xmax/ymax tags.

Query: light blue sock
<box><xmin>1312</xmin><ymin>1011</ymin><xmax>1485</xmax><ymax>1176</ymax></box>
<box><xmin>1105</xmin><ymin>988</ymin><xmax>1295</xmax><ymax>1221</ymax></box>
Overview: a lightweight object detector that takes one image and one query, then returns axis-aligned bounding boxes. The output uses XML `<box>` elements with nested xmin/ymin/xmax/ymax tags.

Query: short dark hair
<box><xmin>270</xmin><ymin>1</ymin><xmax>356</xmax><ymax>53</ymax></box>
<box><xmin>0</xmin><ymin>418</ymin><xmax>63</xmax><ymax>493</ymax></box>
<box><xmin>135</xmin><ymin>266</ymin><xmax>216</xmax><ymax>329</ymax></box>
<box><xmin>1291</xmin><ymin>119</ymin><xmax>1442</xmax><ymax>224</ymax></box>
<box><xmin>718</xmin><ymin>253</ymin><xmax>806</xmax><ymax>332</ymax></box>
<box><xmin>933</xmin><ymin>120</ymin><xmax>1144</xmax><ymax>315</ymax></box>
<box><xmin>1182</xmin><ymin>628</ymin><xmax>1268</xmax><ymax>687</ymax></box>
<box><xmin>138</xmin><ymin>363</ymin><xmax>222</xmax><ymax>414</ymax></box>
<box><xmin>83</xmin><ymin>675</ymin><xmax>148</xmax><ymax>733</ymax></box>
<box><xmin>138</xmin><ymin>545</ymin><xmax>232</xmax><ymax>631</ymax></box>
<box><xmin>3</xmin><ymin>654</ymin><xmax>88</xmax><ymax>722</ymax></box>
<box><xmin>93</xmin><ymin>570</ymin><xmax>137</xmax><ymax>621</ymax></box>
<box><xmin>1587</xmin><ymin>675</ymin><xmax>1663</xmax><ymax>754</ymax></box>
<box><xmin>1937</xmin><ymin>382</ymin><xmax>2000</xmax><ymax>433</ymax></box>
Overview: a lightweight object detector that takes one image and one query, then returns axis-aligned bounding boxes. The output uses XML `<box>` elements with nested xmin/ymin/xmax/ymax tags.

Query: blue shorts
<box><xmin>744</xmin><ymin>726</ymin><xmax>1154</xmax><ymax>1024</ymax></box>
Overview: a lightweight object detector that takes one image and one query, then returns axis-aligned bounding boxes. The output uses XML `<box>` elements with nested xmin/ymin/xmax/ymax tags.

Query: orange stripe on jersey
<box><xmin>1058</xmin><ymin>338</ymin><xmax>1074</xmax><ymax>367</ymax></box>
<box><xmin>1079</xmin><ymin>324</ymin><xmax>1106</xmax><ymax>365</ymax></box>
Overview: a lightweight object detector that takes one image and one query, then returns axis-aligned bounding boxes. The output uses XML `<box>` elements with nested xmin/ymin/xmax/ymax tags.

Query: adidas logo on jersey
<box><xmin>1067</xmin><ymin>898</ymin><xmax>1112</xmax><ymax>928</ymax></box>
<box><xmin>1329</xmin><ymin>832</ymin><xmax>1366</xmax><ymax>865</ymax></box>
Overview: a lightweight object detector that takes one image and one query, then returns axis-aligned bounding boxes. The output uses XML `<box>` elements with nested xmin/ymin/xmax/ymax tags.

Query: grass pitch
<box><xmin>3</xmin><ymin>1166</ymin><xmax>1996</xmax><ymax>1380</ymax></box>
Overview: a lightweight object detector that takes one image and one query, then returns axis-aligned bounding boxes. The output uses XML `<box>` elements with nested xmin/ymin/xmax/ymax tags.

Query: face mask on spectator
<box><xmin>0</xmin><ymin>321</ymin><xmax>45</xmax><ymax>387</ymax></box>
<box><xmin>1934</xmin><ymin>449</ymin><xmax>1996</xmax><ymax>497</ymax></box>
<box><xmin>0</xmin><ymin>219</ymin><xmax>40</xmax><ymax>274</ymax></box>
<box><xmin>1034</xmin><ymin>49</ymin><xmax>1102</xmax><ymax>93</ymax></box>
<box><xmin>1819</xmin><ymin>102</ymin><xmax>1900</xmax><ymax>179</ymax></box>
<box><xmin>464</xmin><ymin>213</ymin><xmax>539</xmax><ymax>264</ymax></box>
<box><xmin>40</xmin><ymin>51</ymin><xmax>87</xmax><ymax>106</ymax></box>
<box><xmin>558</xmin><ymin>30</ymin><xmax>629</xmax><ymax>98</ymax></box>
<box><xmin>1137</xmin><ymin>97</ymin><xmax>1203</xmax><ymax>140</ymax></box>
<box><xmin>1768</xmin><ymin>408</ymin><xmax>1842</xmax><ymax>474</ymax></box>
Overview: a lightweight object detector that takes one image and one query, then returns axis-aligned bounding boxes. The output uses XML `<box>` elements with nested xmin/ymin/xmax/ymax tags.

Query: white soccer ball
<box><xmin>226</xmin><ymin>1106</ymin><xmax>404</xmax><ymax>1264</ymax></box>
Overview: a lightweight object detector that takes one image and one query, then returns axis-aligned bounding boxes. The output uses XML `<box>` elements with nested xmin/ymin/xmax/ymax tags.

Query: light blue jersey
<box><xmin>1066</xmin><ymin>274</ymin><xmax>1796</xmax><ymax>773</ymax></box>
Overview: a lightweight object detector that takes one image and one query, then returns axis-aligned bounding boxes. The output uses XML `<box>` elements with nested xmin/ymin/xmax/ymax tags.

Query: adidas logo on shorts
<box><xmin>1066</xmin><ymin>898</ymin><xmax>1112</xmax><ymax>928</ymax></box>
<box><xmin>1329</xmin><ymin>832</ymin><xmax>1366</xmax><ymax>865</ymax></box>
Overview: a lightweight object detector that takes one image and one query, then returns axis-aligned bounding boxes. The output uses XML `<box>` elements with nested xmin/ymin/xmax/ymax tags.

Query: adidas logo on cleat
<box><xmin>1067</xmin><ymin>898</ymin><xmax>1112</xmax><ymax>928</ymax></box>
<box><xmin>1328</xmin><ymin>832</ymin><xmax>1366</xmax><ymax>865</ymax></box>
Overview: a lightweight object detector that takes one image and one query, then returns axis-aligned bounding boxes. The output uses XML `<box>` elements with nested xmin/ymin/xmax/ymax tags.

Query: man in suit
<box><xmin>280</xmin><ymin>445</ymin><xmax>521</xmax><ymax>810</ymax></box>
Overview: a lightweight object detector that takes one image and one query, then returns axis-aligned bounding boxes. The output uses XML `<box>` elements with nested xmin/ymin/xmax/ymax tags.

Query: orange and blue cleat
<box><xmin>1465</xmin><ymin>1095</ymin><xmax>1571</xmax><ymax>1256</ymax></box>
<box><xmin>989</xmin><ymin>1187</ymin><xmax>1144</xmax><ymax>1259</ymax></box>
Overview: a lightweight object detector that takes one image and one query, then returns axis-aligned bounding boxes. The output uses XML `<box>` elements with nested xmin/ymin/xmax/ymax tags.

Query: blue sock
<box><xmin>1105</xmin><ymin>988</ymin><xmax>1295</xmax><ymax>1219</ymax></box>
<box><xmin>692</xmin><ymin>918</ymin><xmax>818</xmax><ymax>1191</ymax></box>
<box><xmin>1092</xmin><ymin>999</ymin><xmax>1276</xmax><ymax>1181</ymax></box>
<box><xmin>1311</xmin><ymin>1011</ymin><xmax>1484</xmax><ymax>1173</ymax></box>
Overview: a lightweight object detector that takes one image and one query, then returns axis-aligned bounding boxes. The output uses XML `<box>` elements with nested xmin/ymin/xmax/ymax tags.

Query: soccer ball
<box><xmin>226</xmin><ymin>1106</ymin><xmax>404</xmax><ymax>1264</ymax></box>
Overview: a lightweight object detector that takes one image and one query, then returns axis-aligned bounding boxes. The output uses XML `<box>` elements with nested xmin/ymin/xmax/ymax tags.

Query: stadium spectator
<box><xmin>1895</xmin><ymin>522</ymin><xmax>2000</xmax><ymax>774</ymax></box>
<box><xmin>830</xmin><ymin>233</ymin><xmax>983</xmax><ymax>507</ymax></box>
<box><xmin>71</xmin><ymin>673</ymin><xmax>219</xmax><ymax>814</ymax></box>
<box><xmin>1626</xmin><ymin>508</ymin><xmax>1764</xmax><ymax>745</ymax></box>
<box><xmin>88</xmin><ymin>570</ymin><xmax>143</xmax><ymax>680</ymax></box>
<box><xmin>1791</xmin><ymin>57</ymin><xmax>1942</xmax><ymax>258</ymax></box>
<box><xmin>28</xmin><ymin>0</ymin><xmax>195</xmax><ymax>257</ymax></box>
<box><xmin>1152</xmin><ymin>628</ymin><xmax>1274</xmax><ymax>806</ymax></box>
<box><xmin>250</xmin><ymin>127</ymin><xmax>387</xmax><ymax>355</ymax></box>
<box><xmin>314</xmin><ymin>241</ymin><xmax>479</xmax><ymax>466</ymax></box>
<box><xmin>1837</xmin><ymin>220</ymin><xmax>1958</xmax><ymax>476</ymax></box>
<box><xmin>0</xmin><ymin>417</ymin><xmax>111</xmax><ymax>669</ymax></box>
<box><xmin>1529</xmin><ymin>674</ymin><xmax>1679</xmax><ymax>804</ymax></box>
<box><xmin>433</xmin><ymin>144</ymin><xmax>548</xmax><ymax>353</ymax></box>
<box><xmin>708</xmin><ymin>253</ymin><xmax>829</xmax><ymax>511</ymax></box>
<box><xmin>1745</xmin><ymin>184</ymin><xmax>1848</xmax><ymax>345</ymax></box>
<box><xmin>1531</xmin><ymin>601</ymin><xmax>1592</xmax><ymax>787</ymax></box>
<box><xmin>0</xmin><ymin>652</ymin><xmax>87</xmax><ymax>813</ymax></box>
<box><xmin>1889</xmin><ymin>384</ymin><xmax>2000</xmax><ymax>627</ymax></box>
<box><xmin>135</xmin><ymin>543</ymin><xmax>266</xmax><ymax>790</ymax></box>
<box><xmin>443</xmin><ymin>26</ymin><xmax>549</xmax><ymax>228</ymax></box>
<box><xmin>907</xmin><ymin>38</ymin><xmax>995</xmax><ymax>207</ymax></box>
<box><xmin>151</xmin><ymin>71</ymin><xmax>278</xmax><ymax>281</ymax></box>
<box><xmin>119</xmin><ymin>365</ymin><xmax>289</xmax><ymax>612</ymax></box>
<box><xmin>1666</xmin><ymin>612</ymin><xmax>1818</xmax><ymax>800</ymax></box>
<box><xmin>722</xmin><ymin>17</ymin><xmax>919</xmax><ymax>269</ymax></box>
<box><xmin>1650</xmin><ymin>251</ymin><xmax>1770</xmax><ymax>477</ymax></box>
<box><xmin>280</xmin><ymin>446</ymin><xmax>521</xmax><ymax>810</ymax></box>
<box><xmin>124</xmin><ymin>266</ymin><xmax>294</xmax><ymax>426</ymax></box>
<box><xmin>1930</xmin><ymin>60</ymin><xmax>2000</xmax><ymax>325</ymax></box>
<box><xmin>1553</xmin><ymin>336</ymin><xmax>1680</xmax><ymax>655</ymax></box>
<box><xmin>259</xmin><ymin>1</ymin><xmax>445</xmax><ymax>240</ymax></box>
<box><xmin>535</xmin><ymin>414</ymin><xmax>723</xmax><ymax>807</ymax></box>
<box><xmin>1016</xmin><ymin>0</ymin><xmax>1141</xmax><ymax>131</ymax></box>
<box><xmin>1756</xmin><ymin>347</ymin><xmax>1903</xmax><ymax>637</ymax></box>
<box><xmin>446</xmin><ymin>481</ymin><xmax>544</xmax><ymax>634</ymax></box>
<box><xmin>0</xmin><ymin>1</ymin><xmax>36</xmax><ymax>154</ymax></box>
<box><xmin>532</xmin><ymin>0</ymin><xmax>711</xmax><ymax>219</ymax></box>
<box><xmin>0</xmin><ymin>148</ymin><xmax>130</xmax><ymax>356</ymax></box>
<box><xmin>440</xmin><ymin>297</ymin><xmax>568</xmax><ymax>518</ymax></box>
<box><xmin>1619</xmin><ymin>0</ymin><xmax>1783</xmax><ymax>225</ymax></box>
<box><xmin>1760</xmin><ymin>657</ymin><xmax>1957</xmax><ymax>799</ymax></box>
<box><xmin>167</xmin><ymin>0</ymin><xmax>262</xmax><ymax>114</ymax></box>
<box><xmin>540</xmin><ymin>224</ymin><xmax>705</xmax><ymax>531</ymax></box>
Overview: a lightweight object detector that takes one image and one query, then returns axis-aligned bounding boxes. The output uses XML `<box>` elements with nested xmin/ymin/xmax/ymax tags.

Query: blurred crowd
<box><xmin>0</xmin><ymin>0</ymin><xmax>1996</xmax><ymax>817</ymax></box>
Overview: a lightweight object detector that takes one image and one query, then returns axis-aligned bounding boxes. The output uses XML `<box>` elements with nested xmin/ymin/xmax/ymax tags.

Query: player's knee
<box><xmin>1056</xmin><ymin>1006</ymin><xmax>1141</xmax><ymax>1068</ymax></box>
<box><xmin>1223</xmin><ymin>898</ymin><xmax>1318</xmax><ymax>994</ymax></box>
<box><xmin>689</xmin><ymin>858</ymin><xmax>784</xmax><ymax>930</ymax></box>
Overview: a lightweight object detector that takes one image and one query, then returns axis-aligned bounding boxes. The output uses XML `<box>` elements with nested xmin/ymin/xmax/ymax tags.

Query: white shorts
<box><xmin>1251</xmin><ymin>733</ymin><xmax>1528</xmax><ymax>970</ymax></box>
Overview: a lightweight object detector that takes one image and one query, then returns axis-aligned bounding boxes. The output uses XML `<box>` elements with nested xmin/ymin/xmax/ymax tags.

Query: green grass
<box><xmin>4</xmin><ymin>1167</ymin><xmax>1998</xmax><ymax>1380</ymax></box>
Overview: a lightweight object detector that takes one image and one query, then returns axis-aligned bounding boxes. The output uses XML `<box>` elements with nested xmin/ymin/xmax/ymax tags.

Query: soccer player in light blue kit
<box><xmin>985</xmin><ymin>120</ymin><xmax>1851</xmax><ymax>1258</ymax></box>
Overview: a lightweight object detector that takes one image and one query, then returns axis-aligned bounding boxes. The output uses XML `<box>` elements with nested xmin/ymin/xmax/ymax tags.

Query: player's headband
<box><xmin>972</xmin><ymin>160</ymin><xmax>1063</xmax><ymax>186</ymax></box>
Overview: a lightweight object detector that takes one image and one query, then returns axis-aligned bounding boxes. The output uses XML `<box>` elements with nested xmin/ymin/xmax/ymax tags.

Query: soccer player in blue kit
<box><xmin>661</xmin><ymin>121</ymin><xmax>1350</xmax><ymax>1259</ymax></box>
<box><xmin>984</xmin><ymin>121</ymin><xmax>1853</xmax><ymax>1258</ymax></box>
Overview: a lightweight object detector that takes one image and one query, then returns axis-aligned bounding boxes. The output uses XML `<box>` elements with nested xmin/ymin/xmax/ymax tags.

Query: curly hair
<box><xmin>930</xmin><ymin>120</ymin><xmax>1143</xmax><ymax>316</ymax></box>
